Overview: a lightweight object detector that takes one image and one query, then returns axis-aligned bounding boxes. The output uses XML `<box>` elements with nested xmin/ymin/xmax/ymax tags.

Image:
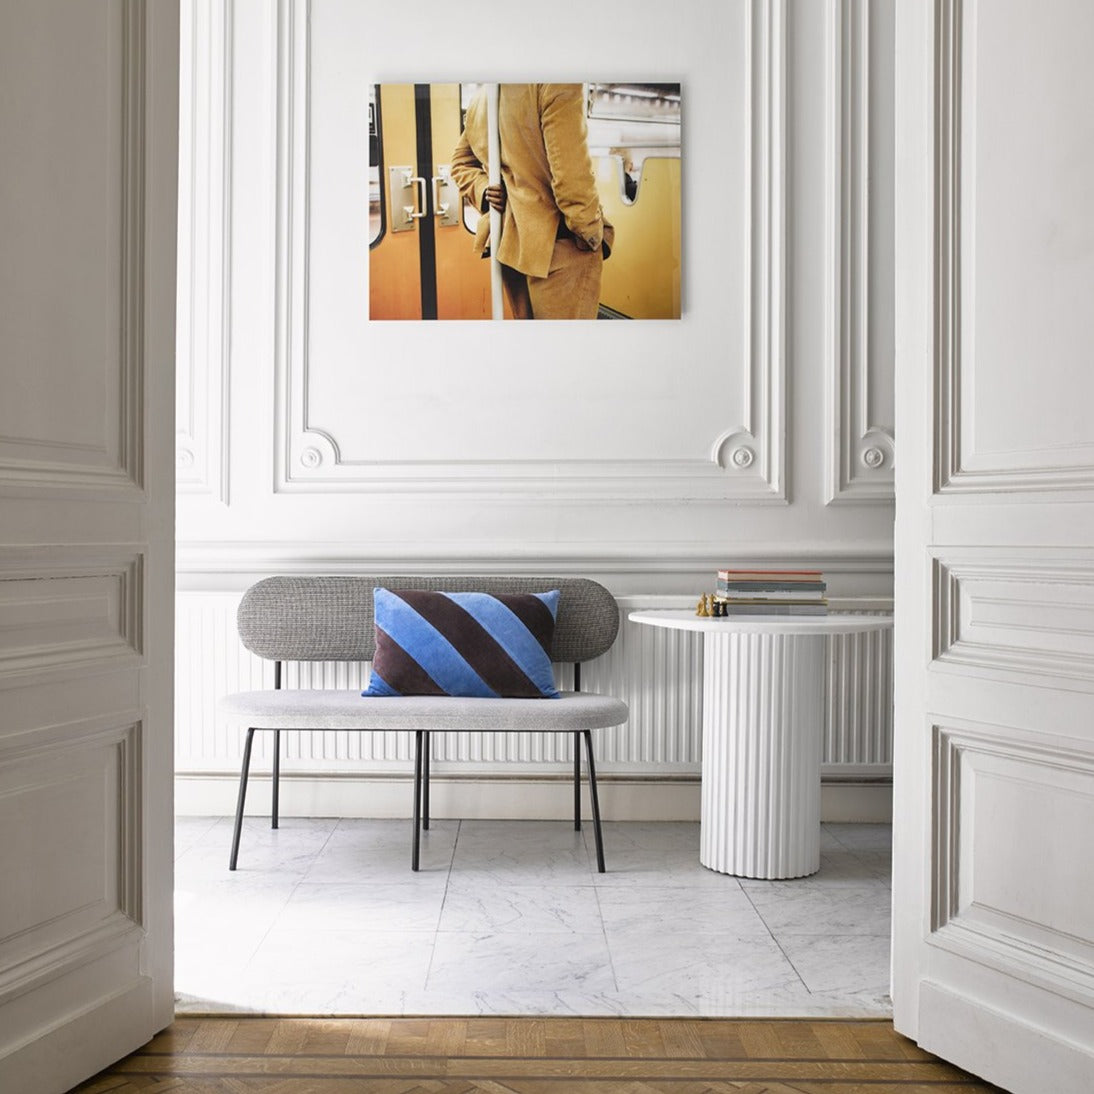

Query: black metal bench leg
<box><xmin>423</xmin><ymin>730</ymin><xmax>431</xmax><ymax>831</ymax></box>
<box><xmin>412</xmin><ymin>729</ymin><xmax>423</xmax><ymax>871</ymax></box>
<box><xmin>573</xmin><ymin>731</ymin><xmax>581</xmax><ymax>831</ymax></box>
<box><xmin>583</xmin><ymin>729</ymin><xmax>606</xmax><ymax>873</ymax></box>
<box><xmin>271</xmin><ymin>729</ymin><xmax>281</xmax><ymax>829</ymax></box>
<box><xmin>230</xmin><ymin>728</ymin><xmax>257</xmax><ymax>871</ymax></box>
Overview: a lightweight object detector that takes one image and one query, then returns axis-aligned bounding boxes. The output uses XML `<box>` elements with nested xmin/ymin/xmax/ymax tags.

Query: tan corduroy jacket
<box><xmin>450</xmin><ymin>84</ymin><xmax>613</xmax><ymax>280</ymax></box>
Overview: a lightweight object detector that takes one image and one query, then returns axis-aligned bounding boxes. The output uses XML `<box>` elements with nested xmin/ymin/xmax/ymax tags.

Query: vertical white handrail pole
<box><xmin>486</xmin><ymin>83</ymin><xmax>503</xmax><ymax>320</ymax></box>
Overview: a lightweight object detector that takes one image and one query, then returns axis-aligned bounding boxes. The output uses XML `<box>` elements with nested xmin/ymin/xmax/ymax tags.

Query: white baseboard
<box><xmin>175</xmin><ymin>773</ymin><xmax>892</xmax><ymax>824</ymax></box>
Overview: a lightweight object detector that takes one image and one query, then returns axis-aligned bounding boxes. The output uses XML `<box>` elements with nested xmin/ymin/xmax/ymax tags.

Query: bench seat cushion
<box><xmin>218</xmin><ymin>689</ymin><xmax>628</xmax><ymax>732</ymax></box>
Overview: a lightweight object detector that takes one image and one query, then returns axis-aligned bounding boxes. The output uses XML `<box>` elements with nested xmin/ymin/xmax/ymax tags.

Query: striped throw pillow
<box><xmin>362</xmin><ymin>588</ymin><xmax>561</xmax><ymax>699</ymax></box>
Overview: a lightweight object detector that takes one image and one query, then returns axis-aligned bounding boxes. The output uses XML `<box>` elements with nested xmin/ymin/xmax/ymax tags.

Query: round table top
<box><xmin>628</xmin><ymin>608</ymin><xmax>893</xmax><ymax>636</ymax></box>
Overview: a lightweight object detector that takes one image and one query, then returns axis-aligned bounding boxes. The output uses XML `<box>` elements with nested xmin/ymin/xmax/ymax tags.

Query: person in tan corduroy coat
<box><xmin>451</xmin><ymin>83</ymin><xmax>613</xmax><ymax>319</ymax></box>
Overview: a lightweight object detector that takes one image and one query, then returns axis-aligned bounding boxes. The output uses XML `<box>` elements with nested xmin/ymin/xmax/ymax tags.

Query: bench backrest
<box><xmin>237</xmin><ymin>576</ymin><xmax>620</xmax><ymax>664</ymax></box>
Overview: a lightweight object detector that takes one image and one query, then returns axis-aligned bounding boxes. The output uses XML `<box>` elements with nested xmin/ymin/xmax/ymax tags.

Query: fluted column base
<box><xmin>699</xmin><ymin>631</ymin><xmax>825</xmax><ymax>879</ymax></box>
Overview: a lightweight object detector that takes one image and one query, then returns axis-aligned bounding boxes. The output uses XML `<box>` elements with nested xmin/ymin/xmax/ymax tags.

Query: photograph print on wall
<box><xmin>369</xmin><ymin>82</ymin><xmax>681</xmax><ymax>321</ymax></box>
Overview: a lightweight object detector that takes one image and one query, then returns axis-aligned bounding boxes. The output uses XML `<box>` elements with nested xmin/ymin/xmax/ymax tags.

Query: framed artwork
<box><xmin>368</xmin><ymin>82</ymin><xmax>682</xmax><ymax>321</ymax></box>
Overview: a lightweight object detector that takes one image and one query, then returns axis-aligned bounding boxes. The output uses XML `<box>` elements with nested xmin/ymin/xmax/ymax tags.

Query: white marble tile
<box><xmin>593</xmin><ymin>822</ymin><xmax>702</xmax><ymax>854</ymax></box>
<box><xmin>609</xmin><ymin>930</ymin><xmax>801</xmax><ymax>999</ymax></box>
<box><xmin>586</xmin><ymin>822</ymin><xmax>737</xmax><ymax>887</ymax></box>
<box><xmin>852</xmin><ymin>849</ymin><xmax>892</xmax><ymax>875</ymax></box>
<box><xmin>825</xmin><ymin>823</ymin><xmax>893</xmax><ymax>852</ymax></box>
<box><xmin>774</xmin><ymin>848</ymin><xmax>892</xmax><ymax>887</ymax></box>
<box><xmin>178</xmin><ymin>972</ymin><xmax>410</xmax><ymax>1015</ymax></box>
<box><xmin>687</xmin><ymin>986</ymin><xmax>890</xmax><ymax>1018</ymax></box>
<box><xmin>454</xmin><ymin>819</ymin><xmax>585</xmax><ymax>847</ymax></box>
<box><xmin>277</xmin><ymin>881</ymin><xmax>446</xmax><ymax>932</ymax></box>
<box><xmin>596</xmin><ymin>885</ymin><xmax>768</xmax><ymax>937</ymax></box>
<box><xmin>174</xmin><ymin>991</ymin><xmax>268</xmax><ymax>1015</ymax></box>
<box><xmin>449</xmin><ymin>822</ymin><xmax>596</xmax><ymax>887</ymax></box>
<box><xmin>439</xmin><ymin>882</ymin><xmax>600</xmax><ymax>934</ymax></box>
<box><xmin>398</xmin><ymin>988</ymin><xmax>697</xmax><ymax>1017</ymax></box>
<box><xmin>175</xmin><ymin>816</ymin><xmax>221</xmax><ymax>858</ymax></box>
<box><xmin>427</xmin><ymin>931</ymin><xmax>615</xmax><ymax>994</ymax></box>
<box><xmin>776</xmin><ymin>933</ymin><xmax>891</xmax><ymax>995</ymax></box>
<box><xmin>305</xmin><ymin>818</ymin><xmax>457</xmax><ymax>880</ymax></box>
<box><xmin>449</xmin><ymin>856</ymin><xmax>597</xmax><ymax>888</ymax></box>
<box><xmin>175</xmin><ymin>874</ymin><xmax>300</xmax><ymax>936</ymax></box>
<box><xmin>176</xmin><ymin>817</ymin><xmax>338</xmax><ymax>879</ymax></box>
<box><xmin>591</xmin><ymin>849</ymin><xmax>734</xmax><ymax>888</ymax></box>
<box><xmin>237</xmin><ymin>979</ymin><xmax>410</xmax><ymax>1016</ymax></box>
<box><xmin>174</xmin><ymin>923</ymin><xmax>269</xmax><ymax>979</ymax></box>
<box><xmin>742</xmin><ymin>884</ymin><xmax>892</xmax><ymax>936</ymax></box>
<box><xmin>454</xmin><ymin>820</ymin><xmax>594</xmax><ymax>868</ymax></box>
<box><xmin>246</xmin><ymin>927</ymin><xmax>435</xmax><ymax>995</ymax></box>
<box><xmin>172</xmin><ymin>816</ymin><xmax>895</xmax><ymax>1018</ymax></box>
<box><xmin>808</xmin><ymin>987</ymin><xmax>893</xmax><ymax>1015</ymax></box>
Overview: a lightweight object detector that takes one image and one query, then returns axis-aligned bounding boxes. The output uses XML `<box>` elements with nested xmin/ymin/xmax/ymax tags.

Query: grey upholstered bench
<box><xmin>219</xmin><ymin>576</ymin><xmax>628</xmax><ymax>873</ymax></box>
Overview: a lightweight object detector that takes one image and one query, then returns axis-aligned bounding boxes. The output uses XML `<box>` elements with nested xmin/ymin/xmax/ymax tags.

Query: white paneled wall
<box><xmin>174</xmin><ymin>1</ymin><xmax>897</xmax><ymax>820</ymax></box>
<box><xmin>175</xmin><ymin>591</ymin><xmax>891</xmax><ymax>790</ymax></box>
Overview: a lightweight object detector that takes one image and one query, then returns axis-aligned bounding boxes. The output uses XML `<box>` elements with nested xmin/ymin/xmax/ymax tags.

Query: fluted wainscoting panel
<box><xmin>825</xmin><ymin>609</ymin><xmax>894</xmax><ymax>770</ymax></box>
<box><xmin>175</xmin><ymin>592</ymin><xmax>890</xmax><ymax>777</ymax></box>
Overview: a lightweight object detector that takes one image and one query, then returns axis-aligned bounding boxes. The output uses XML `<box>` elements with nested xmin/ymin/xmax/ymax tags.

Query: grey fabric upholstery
<box><xmin>218</xmin><ymin>690</ymin><xmax>628</xmax><ymax>731</ymax></box>
<box><xmin>237</xmin><ymin>575</ymin><xmax>619</xmax><ymax>663</ymax></box>
<box><xmin>225</xmin><ymin>575</ymin><xmax>624</xmax><ymax>873</ymax></box>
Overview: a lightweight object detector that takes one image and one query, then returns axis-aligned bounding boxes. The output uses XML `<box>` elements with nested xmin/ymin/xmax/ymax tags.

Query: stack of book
<box><xmin>714</xmin><ymin>569</ymin><xmax>828</xmax><ymax>616</ymax></box>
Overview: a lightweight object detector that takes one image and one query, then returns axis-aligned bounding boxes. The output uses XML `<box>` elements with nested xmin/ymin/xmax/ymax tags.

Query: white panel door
<box><xmin>894</xmin><ymin>1</ymin><xmax>1094</xmax><ymax>1090</ymax></box>
<box><xmin>0</xmin><ymin>2</ymin><xmax>177</xmax><ymax>1091</ymax></box>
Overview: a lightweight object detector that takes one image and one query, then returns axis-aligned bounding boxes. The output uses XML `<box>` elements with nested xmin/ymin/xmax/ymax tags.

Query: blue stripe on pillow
<box><xmin>373</xmin><ymin>589</ymin><xmax>497</xmax><ymax>698</ymax></box>
<box><xmin>362</xmin><ymin>670</ymin><xmax>400</xmax><ymax>697</ymax></box>
<box><xmin>443</xmin><ymin>591</ymin><xmax>559</xmax><ymax>698</ymax></box>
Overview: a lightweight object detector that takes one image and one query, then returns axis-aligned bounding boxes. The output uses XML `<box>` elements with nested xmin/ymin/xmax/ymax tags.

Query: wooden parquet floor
<box><xmin>70</xmin><ymin>1017</ymin><xmax>1006</xmax><ymax>1094</ymax></box>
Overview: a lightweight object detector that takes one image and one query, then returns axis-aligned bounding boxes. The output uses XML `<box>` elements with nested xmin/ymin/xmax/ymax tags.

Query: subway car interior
<box><xmin>369</xmin><ymin>82</ymin><xmax>682</xmax><ymax>320</ymax></box>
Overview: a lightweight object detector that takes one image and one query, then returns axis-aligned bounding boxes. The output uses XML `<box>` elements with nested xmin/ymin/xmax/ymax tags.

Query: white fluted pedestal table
<box><xmin>628</xmin><ymin>610</ymin><xmax>893</xmax><ymax>879</ymax></box>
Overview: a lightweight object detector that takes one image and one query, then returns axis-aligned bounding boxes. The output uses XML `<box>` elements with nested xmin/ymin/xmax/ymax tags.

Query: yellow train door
<box><xmin>369</xmin><ymin>82</ymin><xmax>491</xmax><ymax>321</ymax></box>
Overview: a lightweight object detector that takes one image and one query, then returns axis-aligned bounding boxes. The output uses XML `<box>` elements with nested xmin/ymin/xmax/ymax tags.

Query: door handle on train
<box><xmin>431</xmin><ymin>166</ymin><xmax>460</xmax><ymax>227</ymax></box>
<box><xmin>404</xmin><ymin>171</ymin><xmax>427</xmax><ymax>219</ymax></box>
<box><xmin>388</xmin><ymin>165</ymin><xmax>421</xmax><ymax>233</ymax></box>
<box><xmin>431</xmin><ymin>174</ymin><xmax>447</xmax><ymax>216</ymax></box>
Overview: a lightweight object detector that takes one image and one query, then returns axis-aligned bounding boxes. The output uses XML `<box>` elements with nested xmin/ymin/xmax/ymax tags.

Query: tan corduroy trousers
<box><xmin>500</xmin><ymin>239</ymin><xmax>603</xmax><ymax>320</ymax></box>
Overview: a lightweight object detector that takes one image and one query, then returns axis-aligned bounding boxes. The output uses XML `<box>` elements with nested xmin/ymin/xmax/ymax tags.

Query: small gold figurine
<box><xmin>695</xmin><ymin>594</ymin><xmax>710</xmax><ymax>617</ymax></box>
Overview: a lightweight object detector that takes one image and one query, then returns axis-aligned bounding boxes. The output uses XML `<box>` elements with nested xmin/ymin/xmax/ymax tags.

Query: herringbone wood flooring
<box><xmin>70</xmin><ymin>1017</ymin><xmax>1005</xmax><ymax>1093</ymax></box>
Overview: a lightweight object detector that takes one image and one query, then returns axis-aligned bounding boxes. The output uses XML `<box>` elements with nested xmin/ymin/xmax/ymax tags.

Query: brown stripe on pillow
<box><xmin>394</xmin><ymin>590</ymin><xmax>544</xmax><ymax>699</ymax></box>
<box><xmin>493</xmin><ymin>592</ymin><xmax>556</xmax><ymax>655</ymax></box>
<box><xmin>370</xmin><ymin>626</ymin><xmax>447</xmax><ymax>696</ymax></box>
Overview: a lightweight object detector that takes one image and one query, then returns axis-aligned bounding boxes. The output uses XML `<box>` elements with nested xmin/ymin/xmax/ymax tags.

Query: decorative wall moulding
<box><xmin>176</xmin><ymin>0</ymin><xmax>233</xmax><ymax>503</ymax></box>
<box><xmin>173</xmin><ymin>540</ymin><xmax>896</xmax><ymax>578</ymax></box>
<box><xmin>0</xmin><ymin>3</ymin><xmax>146</xmax><ymax>496</ymax></box>
<box><xmin>0</xmin><ymin>715</ymin><xmax>143</xmax><ymax>1004</ymax></box>
<box><xmin>934</xmin><ymin>0</ymin><xmax>1094</xmax><ymax>495</ymax></box>
<box><xmin>0</xmin><ymin>548</ymin><xmax>144</xmax><ymax>686</ymax></box>
<box><xmin>930</xmin><ymin>719</ymin><xmax>1094</xmax><ymax>1003</ymax></box>
<box><xmin>273</xmin><ymin>0</ymin><xmax>787</xmax><ymax>502</ymax></box>
<box><xmin>824</xmin><ymin>0</ymin><xmax>895</xmax><ymax>505</ymax></box>
<box><xmin>933</xmin><ymin>553</ymin><xmax>1094</xmax><ymax>689</ymax></box>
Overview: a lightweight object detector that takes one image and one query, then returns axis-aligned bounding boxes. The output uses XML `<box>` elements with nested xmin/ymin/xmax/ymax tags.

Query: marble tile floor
<box><xmin>174</xmin><ymin>817</ymin><xmax>893</xmax><ymax>1019</ymax></box>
